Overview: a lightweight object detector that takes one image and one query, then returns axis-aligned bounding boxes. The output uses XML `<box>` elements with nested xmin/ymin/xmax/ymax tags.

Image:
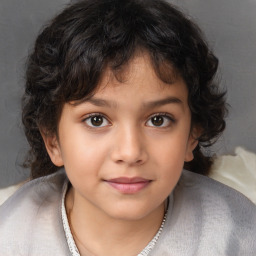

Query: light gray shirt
<box><xmin>0</xmin><ymin>169</ymin><xmax>255</xmax><ymax>255</ymax></box>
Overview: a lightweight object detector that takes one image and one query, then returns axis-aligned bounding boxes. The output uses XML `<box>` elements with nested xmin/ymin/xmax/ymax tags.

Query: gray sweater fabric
<box><xmin>0</xmin><ymin>169</ymin><xmax>255</xmax><ymax>255</ymax></box>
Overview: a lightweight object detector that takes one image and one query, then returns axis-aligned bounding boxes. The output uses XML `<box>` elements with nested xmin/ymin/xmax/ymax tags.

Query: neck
<box><xmin>65</xmin><ymin>186</ymin><xmax>165</xmax><ymax>256</ymax></box>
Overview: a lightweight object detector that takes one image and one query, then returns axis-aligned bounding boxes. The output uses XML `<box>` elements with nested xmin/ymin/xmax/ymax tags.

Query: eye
<box><xmin>146</xmin><ymin>114</ymin><xmax>175</xmax><ymax>127</ymax></box>
<box><xmin>84</xmin><ymin>114</ymin><xmax>110</xmax><ymax>128</ymax></box>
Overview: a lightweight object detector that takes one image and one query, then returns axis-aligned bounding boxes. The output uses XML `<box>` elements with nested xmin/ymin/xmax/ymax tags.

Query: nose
<box><xmin>110</xmin><ymin>125</ymin><xmax>148</xmax><ymax>166</ymax></box>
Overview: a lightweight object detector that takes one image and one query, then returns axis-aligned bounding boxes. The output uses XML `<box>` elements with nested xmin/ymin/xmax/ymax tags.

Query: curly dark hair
<box><xmin>22</xmin><ymin>0</ymin><xmax>227</xmax><ymax>179</ymax></box>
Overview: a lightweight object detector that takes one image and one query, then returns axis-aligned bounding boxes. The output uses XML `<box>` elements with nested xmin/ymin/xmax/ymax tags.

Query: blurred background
<box><xmin>0</xmin><ymin>0</ymin><xmax>255</xmax><ymax>188</ymax></box>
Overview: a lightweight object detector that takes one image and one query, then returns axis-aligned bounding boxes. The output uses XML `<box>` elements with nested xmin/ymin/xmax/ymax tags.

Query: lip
<box><xmin>105</xmin><ymin>177</ymin><xmax>151</xmax><ymax>194</ymax></box>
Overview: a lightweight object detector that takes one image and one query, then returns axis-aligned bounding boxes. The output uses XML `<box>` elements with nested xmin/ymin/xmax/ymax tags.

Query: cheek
<box><xmin>59</xmin><ymin>131</ymin><xmax>110</xmax><ymax>174</ymax></box>
<box><xmin>152</xmin><ymin>133</ymin><xmax>190</xmax><ymax>161</ymax></box>
<box><xmin>149</xmin><ymin>132</ymin><xmax>190</xmax><ymax>182</ymax></box>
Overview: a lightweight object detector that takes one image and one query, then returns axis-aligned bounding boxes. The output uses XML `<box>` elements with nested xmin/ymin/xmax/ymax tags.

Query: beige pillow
<box><xmin>0</xmin><ymin>183</ymin><xmax>23</xmax><ymax>205</ymax></box>
<box><xmin>210</xmin><ymin>147</ymin><xmax>256</xmax><ymax>204</ymax></box>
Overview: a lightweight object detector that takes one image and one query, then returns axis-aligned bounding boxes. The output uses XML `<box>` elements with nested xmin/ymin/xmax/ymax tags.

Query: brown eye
<box><xmin>146</xmin><ymin>114</ymin><xmax>174</xmax><ymax>128</ymax></box>
<box><xmin>91</xmin><ymin>116</ymin><xmax>103</xmax><ymax>126</ymax></box>
<box><xmin>84</xmin><ymin>114</ymin><xmax>109</xmax><ymax>127</ymax></box>
<box><xmin>151</xmin><ymin>116</ymin><xmax>164</xmax><ymax>126</ymax></box>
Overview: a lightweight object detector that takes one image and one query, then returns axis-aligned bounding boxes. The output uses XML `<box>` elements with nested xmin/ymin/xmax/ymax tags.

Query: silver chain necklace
<box><xmin>61</xmin><ymin>181</ymin><xmax>168</xmax><ymax>256</ymax></box>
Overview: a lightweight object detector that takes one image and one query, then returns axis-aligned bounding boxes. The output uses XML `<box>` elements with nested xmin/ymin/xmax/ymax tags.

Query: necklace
<box><xmin>61</xmin><ymin>181</ymin><xmax>168</xmax><ymax>256</ymax></box>
<box><xmin>137</xmin><ymin>209</ymin><xmax>168</xmax><ymax>256</ymax></box>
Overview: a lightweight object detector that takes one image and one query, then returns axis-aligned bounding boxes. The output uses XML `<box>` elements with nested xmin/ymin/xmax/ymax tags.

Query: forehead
<box><xmin>68</xmin><ymin>53</ymin><xmax>190</xmax><ymax>117</ymax></box>
<box><xmin>94</xmin><ymin>52</ymin><xmax>186</xmax><ymax>95</ymax></box>
<box><xmin>67</xmin><ymin>53</ymin><xmax>190</xmax><ymax>119</ymax></box>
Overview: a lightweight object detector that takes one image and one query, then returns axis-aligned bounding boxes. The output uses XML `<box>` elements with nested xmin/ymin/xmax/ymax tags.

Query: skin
<box><xmin>43</xmin><ymin>53</ymin><xmax>198</xmax><ymax>256</ymax></box>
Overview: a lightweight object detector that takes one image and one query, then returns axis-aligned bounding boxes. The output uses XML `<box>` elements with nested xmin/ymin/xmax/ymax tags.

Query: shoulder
<box><xmin>161</xmin><ymin>170</ymin><xmax>256</xmax><ymax>255</ymax></box>
<box><xmin>0</xmin><ymin>169</ymin><xmax>66</xmax><ymax>217</ymax></box>
<box><xmin>178</xmin><ymin>169</ymin><xmax>256</xmax><ymax>214</ymax></box>
<box><xmin>0</xmin><ymin>170</ymin><xmax>69</xmax><ymax>255</ymax></box>
<box><xmin>177</xmin><ymin>170</ymin><xmax>256</xmax><ymax>229</ymax></box>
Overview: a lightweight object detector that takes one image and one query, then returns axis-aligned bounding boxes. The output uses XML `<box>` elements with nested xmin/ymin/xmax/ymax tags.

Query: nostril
<box><xmin>110</xmin><ymin>134</ymin><xmax>148</xmax><ymax>165</ymax></box>
<box><xmin>135</xmin><ymin>159</ymin><xmax>143</xmax><ymax>165</ymax></box>
<box><xmin>114</xmin><ymin>158</ymin><xmax>145</xmax><ymax>166</ymax></box>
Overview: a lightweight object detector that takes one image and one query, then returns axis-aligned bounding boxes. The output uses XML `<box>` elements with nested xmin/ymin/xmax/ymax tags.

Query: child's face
<box><xmin>44</xmin><ymin>53</ymin><xmax>198</xmax><ymax>221</ymax></box>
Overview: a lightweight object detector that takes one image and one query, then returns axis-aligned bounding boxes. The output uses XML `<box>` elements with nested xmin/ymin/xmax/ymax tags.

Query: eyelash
<box><xmin>82</xmin><ymin>113</ymin><xmax>111</xmax><ymax>129</ymax></box>
<box><xmin>146</xmin><ymin>113</ymin><xmax>176</xmax><ymax>128</ymax></box>
<box><xmin>82</xmin><ymin>112</ymin><xmax>176</xmax><ymax>128</ymax></box>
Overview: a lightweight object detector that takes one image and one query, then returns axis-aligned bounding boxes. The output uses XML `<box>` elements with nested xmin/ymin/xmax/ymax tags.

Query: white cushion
<box><xmin>0</xmin><ymin>182</ymin><xmax>24</xmax><ymax>205</ymax></box>
<box><xmin>210</xmin><ymin>147</ymin><xmax>256</xmax><ymax>204</ymax></box>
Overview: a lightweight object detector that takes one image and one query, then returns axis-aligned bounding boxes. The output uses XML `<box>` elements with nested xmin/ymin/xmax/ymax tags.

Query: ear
<box><xmin>41</xmin><ymin>131</ymin><xmax>64</xmax><ymax>167</ymax></box>
<box><xmin>184</xmin><ymin>126</ymin><xmax>200</xmax><ymax>162</ymax></box>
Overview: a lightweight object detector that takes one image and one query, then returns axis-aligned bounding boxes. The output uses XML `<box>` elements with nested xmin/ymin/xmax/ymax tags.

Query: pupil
<box><xmin>91</xmin><ymin>116</ymin><xmax>103</xmax><ymax>126</ymax></box>
<box><xmin>152</xmin><ymin>116</ymin><xmax>163</xmax><ymax>126</ymax></box>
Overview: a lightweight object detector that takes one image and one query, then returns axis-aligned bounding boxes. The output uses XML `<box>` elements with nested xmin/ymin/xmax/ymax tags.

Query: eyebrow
<box><xmin>142</xmin><ymin>96</ymin><xmax>183</xmax><ymax>109</ymax></box>
<box><xmin>86</xmin><ymin>98</ymin><xmax>117</xmax><ymax>108</ymax></box>
<box><xmin>79</xmin><ymin>96</ymin><xmax>183</xmax><ymax>110</ymax></box>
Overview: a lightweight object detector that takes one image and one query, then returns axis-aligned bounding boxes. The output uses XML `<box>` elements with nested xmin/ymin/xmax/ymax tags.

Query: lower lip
<box><xmin>106</xmin><ymin>181</ymin><xmax>151</xmax><ymax>194</ymax></box>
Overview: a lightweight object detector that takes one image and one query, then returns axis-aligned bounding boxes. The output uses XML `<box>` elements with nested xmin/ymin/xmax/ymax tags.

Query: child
<box><xmin>0</xmin><ymin>0</ymin><xmax>255</xmax><ymax>255</ymax></box>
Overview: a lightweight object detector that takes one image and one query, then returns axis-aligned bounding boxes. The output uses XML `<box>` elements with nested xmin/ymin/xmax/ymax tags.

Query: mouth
<box><xmin>104</xmin><ymin>177</ymin><xmax>152</xmax><ymax>194</ymax></box>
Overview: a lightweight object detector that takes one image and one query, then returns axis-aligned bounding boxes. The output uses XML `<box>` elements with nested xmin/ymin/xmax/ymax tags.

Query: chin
<box><xmin>105</xmin><ymin>203</ymin><xmax>159</xmax><ymax>222</ymax></box>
